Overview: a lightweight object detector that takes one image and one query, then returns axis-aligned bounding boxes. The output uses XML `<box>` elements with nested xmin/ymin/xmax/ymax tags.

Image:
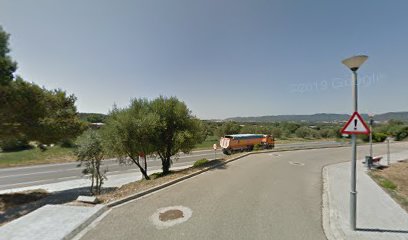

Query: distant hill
<box><xmin>225</xmin><ymin>112</ymin><xmax>408</xmax><ymax>123</ymax></box>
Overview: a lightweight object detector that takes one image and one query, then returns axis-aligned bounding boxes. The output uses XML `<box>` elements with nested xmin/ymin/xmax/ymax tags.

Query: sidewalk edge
<box><xmin>322</xmin><ymin>165</ymin><xmax>347</xmax><ymax>240</ymax></box>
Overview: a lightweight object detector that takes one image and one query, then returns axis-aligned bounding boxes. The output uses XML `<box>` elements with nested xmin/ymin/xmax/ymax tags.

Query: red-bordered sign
<box><xmin>341</xmin><ymin>112</ymin><xmax>370</xmax><ymax>135</ymax></box>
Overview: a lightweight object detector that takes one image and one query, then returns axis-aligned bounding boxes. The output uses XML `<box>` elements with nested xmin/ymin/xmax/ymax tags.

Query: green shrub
<box><xmin>150</xmin><ymin>172</ymin><xmax>165</xmax><ymax>180</ymax></box>
<box><xmin>361</xmin><ymin>132</ymin><xmax>388</xmax><ymax>143</ymax></box>
<box><xmin>193</xmin><ymin>158</ymin><xmax>209</xmax><ymax>168</ymax></box>
<box><xmin>395</xmin><ymin>126</ymin><xmax>408</xmax><ymax>141</ymax></box>
<box><xmin>373</xmin><ymin>133</ymin><xmax>388</xmax><ymax>142</ymax></box>
<box><xmin>59</xmin><ymin>139</ymin><xmax>76</xmax><ymax>148</ymax></box>
<box><xmin>253</xmin><ymin>144</ymin><xmax>262</xmax><ymax>151</ymax></box>
<box><xmin>295</xmin><ymin>126</ymin><xmax>312</xmax><ymax>138</ymax></box>
<box><xmin>0</xmin><ymin>138</ymin><xmax>31</xmax><ymax>152</ymax></box>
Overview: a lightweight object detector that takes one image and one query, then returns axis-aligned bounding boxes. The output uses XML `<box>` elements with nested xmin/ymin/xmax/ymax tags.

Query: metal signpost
<box><xmin>387</xmin><ymin>137</ymin><xmax>391</xmax><ymax>166</ymax></box>
<box><xmin>341</xmin><ymin>55</ymin><xmax>369</xmax><ymax>231</ymax></box>
<box><xmin>213</xmin><ymin>143</ymin><xmax>217</xmax><ymax>160</ymax></box>
<box><xmin>369</xmin><ymin>115</ymin><xmax>374</xmax><ymax>158</ymax></box>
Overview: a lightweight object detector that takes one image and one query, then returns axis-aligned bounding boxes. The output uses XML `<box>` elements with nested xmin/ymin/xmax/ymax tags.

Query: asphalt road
<box><xmin>0</xmin><ymin>150</ymin><xmax>215</xmax><ymax>191</ymax></box>
<box><xmin>79</xmin><ymin>142</ymin><xmax>408</xmax><ymax>240</ymax></box>
<box><xmin>0</xmin><ymin>141</ymin><xmax>343</xmax><ymax>191</ymax></box>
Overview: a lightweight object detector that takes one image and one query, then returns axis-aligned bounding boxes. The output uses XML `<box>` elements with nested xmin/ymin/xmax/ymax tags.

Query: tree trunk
<box><xmin>140</xmin><ymin>167</ymin><xmax>150</xmax><ymax>180</ymax></box>
<box><xmin>96</xmin><ymin>161</ymin><xmax>101</xmax><ymax>194</ymax></box>
<box><xmin>90</xmin><ymin>160</ymin><xmax>95</xmax><ymax>195</ymax></box>
<box><xmin>130</xmin><ymin>156</ymin><xmax>150</xmax><ymax>180</ymax></box>
<box><xmin>162</xmin><ymin>157</ymin><xmax>171</xmax><ymax>175</ymax></box>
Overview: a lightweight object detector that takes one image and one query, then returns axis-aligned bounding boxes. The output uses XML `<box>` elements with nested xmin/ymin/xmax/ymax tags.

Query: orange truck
<box><xmin>219</xmin><ymin>134</ymin><xmax>275</xmax><ymax>155</ymax></box>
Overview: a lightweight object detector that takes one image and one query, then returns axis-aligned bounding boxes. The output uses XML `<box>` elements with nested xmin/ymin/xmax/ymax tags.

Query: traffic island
<box><xmin>322</xmin><ymin>151</ymin><xmax>408</xmax><ymax>240</ymax></box>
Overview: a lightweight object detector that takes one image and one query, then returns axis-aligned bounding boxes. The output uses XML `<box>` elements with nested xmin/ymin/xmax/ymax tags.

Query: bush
<box><xmin>75</xmin><ymin>130</ymin><xmax>107</xmax><ymax>195</ymax></box>
<box><xmin>253</xmin><ymin>144</ymin><xmax>262</xmax><ymax>151</ymax></box>
<box><xmin>193</xmin><ymin>158</ymin><xmax>209</xmax><ymax>168</ymax></box>
<box><xmin>395</xmin><ymin>126</ymin><xmax>408</xmax><ymax>141</ymax></box>
<box><xmin>295</xmin><ymin>126</ymin><xmax>312</xmax><ymax>139</ymax></box>
<box><xmin>59</xmin><ymin>139</ymin><xmax>76</xmax><ymax>148</ymax></box>
<box><xmin>373</xmin><ymin>133</ymin><xmax>388</xmax><ymax>142</ymax></box>
<box><xmin>0</xmin><ymin>138</ymin><xmax>31</xmax><ymax>152</ymax></box>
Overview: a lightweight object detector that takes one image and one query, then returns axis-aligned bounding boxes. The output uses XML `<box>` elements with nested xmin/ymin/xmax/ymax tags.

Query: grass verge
<box><xmin>369</xmin><ymin>160</ymin><xmax>408</xmax><ymax>213</ymax></box>
<box><xmin>0</xmin><ymin>146</ymin><xmax>75</xmax><ymax>168</ymax></box>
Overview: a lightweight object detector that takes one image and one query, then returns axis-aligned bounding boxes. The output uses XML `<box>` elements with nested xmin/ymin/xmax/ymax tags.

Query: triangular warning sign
<box><xmin>341</xmin><ymin>112</ymin><xmax>370</xmax><ymax>135</ymax></box>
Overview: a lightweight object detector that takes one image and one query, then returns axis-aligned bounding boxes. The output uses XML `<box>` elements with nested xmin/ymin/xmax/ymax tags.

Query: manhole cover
<box><xmin>150</xmin><ymin>206</ymin><xmax>192</xmax><ymax>229</ymax></box>
<box><xmin>289</xmin><ymin>161</ymin><xmax>305</xmax><ymax>166</ymax></box>
<box><xmin>159</xmin><ymin>209</ymin><xmax>184</xmax><ymax>221</ymax></box>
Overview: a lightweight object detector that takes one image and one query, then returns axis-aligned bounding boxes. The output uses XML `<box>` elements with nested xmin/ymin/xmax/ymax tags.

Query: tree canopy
<box><xmin>150</xmin><ymin>96</ymin><xmax>205</xmax><ymax>174</ymax></box>
<box><xmin>0</xmin><ymin>26</ymin><xmax>83</xmax><ymax>149</ymax></box>
<box><xmin>102</xmin><ymin>99</ymin><xmax>160</xmax><ymax>180</ymax></box>
<box><xmin>0</xmin><ymin>26</ymin><xmax>17</xmax><ymax>86</ymax></box>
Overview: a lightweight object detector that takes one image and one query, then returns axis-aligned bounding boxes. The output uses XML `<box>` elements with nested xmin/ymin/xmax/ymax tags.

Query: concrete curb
<box><xmin>64</xmin><ymin>205</ymin><xmax>108</xmax><ymax>240</ymax></box>
<box><xmin>322</xmin><ymin>166</ymin><xmax>347</xmax><ymax>240</ymax></box>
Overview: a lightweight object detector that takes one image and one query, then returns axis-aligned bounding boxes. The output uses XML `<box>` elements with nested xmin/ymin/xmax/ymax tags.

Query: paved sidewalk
<box><xmin>0</xmin><ymin>204</ymin><xmax>106</xmax><ymax>240</ymax></box>
<box><xmin>0</xmin><ymin>164</ymin><xmax>193</xmax><ymax>240</ymax></box>
<box><xmin>323</xmin><ymin>150</ymin><xmax>408</xmax><ymax>240</ymax></box>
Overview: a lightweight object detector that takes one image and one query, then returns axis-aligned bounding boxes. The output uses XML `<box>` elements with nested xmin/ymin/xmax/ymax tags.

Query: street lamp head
<box><xmin>342</xmin><ymin>55</ymin><xmax>368</xmax><ymax>72</ymax></box>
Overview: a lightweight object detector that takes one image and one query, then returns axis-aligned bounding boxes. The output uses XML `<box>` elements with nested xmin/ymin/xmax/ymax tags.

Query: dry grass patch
<box><xmin>369</xmin><ymin>160</ymin><xmax>408</xmax><ymax>212</ymax></box>
<box><xmin>0</xmin><ymin>189</ymin><xmax>49</xmax><ymax>213</ymax></box>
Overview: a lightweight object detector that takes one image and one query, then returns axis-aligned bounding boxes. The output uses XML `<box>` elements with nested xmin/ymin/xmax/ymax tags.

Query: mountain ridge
<box><xmin>225</xmin><ymin>112</ymin><xmax>408</xmax><ymax>123</ymax></box>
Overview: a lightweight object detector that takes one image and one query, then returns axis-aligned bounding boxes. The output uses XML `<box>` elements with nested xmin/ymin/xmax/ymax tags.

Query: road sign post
<box><xmin>369</xmin><ymin>115</ymin><xmax>374</xmax><ymax>158</ymax></box>
<box><xmin>213</xmin><ymin>144</ymin><xmax>217</xmax><ymax>160</ymax></box>
<box><xmin>387</xmin><ymin>137</ymin><xmax>391</xmax><ymax>166</ymax></box>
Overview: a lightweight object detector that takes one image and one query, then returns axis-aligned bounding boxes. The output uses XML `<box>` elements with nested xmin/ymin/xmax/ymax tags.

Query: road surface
<box><xmin>79</xmin><ymin>142</ymin><xmax>408</xmax><ymax>240</ymax></box>
<box><xmin>0</xmin><ymin>141</ymin><xmax>343</xmax><ymax>191</ymax></box>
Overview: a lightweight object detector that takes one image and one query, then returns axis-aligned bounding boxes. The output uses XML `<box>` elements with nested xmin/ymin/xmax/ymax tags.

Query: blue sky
<box><xmin>1</xmin><ymin>0</ymin><xmax>407</xmax><ymax>119</ymax></box>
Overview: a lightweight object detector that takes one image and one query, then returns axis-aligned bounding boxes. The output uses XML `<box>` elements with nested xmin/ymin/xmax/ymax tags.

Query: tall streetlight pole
<box><xmin>342</xmin><ymin>55</ymin><xmax>368</xmax><ymax>230</ymax></box>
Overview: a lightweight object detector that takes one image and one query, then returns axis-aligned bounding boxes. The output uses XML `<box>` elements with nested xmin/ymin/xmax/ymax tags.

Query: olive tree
<box><xmin>75</xmin><ymin>130</ymin><xmax>106</xmax><ymax>195</ymax></box>
<box><xmin>102</xmin><ymin>99</ymin><xmax>159</xmax><ymax>180</ymax></box>
<box><xmin>150</xmin><ymin>96</ymin><xmax>205</xmax><ymax>175</ymax></box>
